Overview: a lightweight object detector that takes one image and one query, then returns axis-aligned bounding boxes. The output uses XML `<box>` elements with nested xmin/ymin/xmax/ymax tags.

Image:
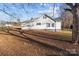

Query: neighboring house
<box><xmin>21</xmin><ymin>14</ymin><xmax>61</xmax><ymax>32</ymax></box>
<box><xmin>5</xmin><ymin>24</ymin><xmax>13</xmax><ymax>27</ymax></box>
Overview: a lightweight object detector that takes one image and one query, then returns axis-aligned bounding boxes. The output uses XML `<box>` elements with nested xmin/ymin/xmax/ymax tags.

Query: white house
<box><xmin>21</xmin><ymin>14</ymin><xmax>61</xmax><ymax>32</ymax></box>
<box><xmin>5</xmin><ymin>24</ymin><xmax>13</xmax><ymax>27</ymax></box>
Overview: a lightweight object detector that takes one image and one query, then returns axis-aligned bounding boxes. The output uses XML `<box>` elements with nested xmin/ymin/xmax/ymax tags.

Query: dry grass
<box><xmin>31</xmin><ymin>30</ymin><xmax>72</xmax><ymax>41</ymax></box>
<box><xmin>0</xmin><ymin>31</ymin><xmax>67</xmax><ymax>56</ymax></box>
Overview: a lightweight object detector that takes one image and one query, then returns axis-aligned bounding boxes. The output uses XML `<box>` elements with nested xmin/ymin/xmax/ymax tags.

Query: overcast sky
<box><xmin>0</xmin><ymin>3</ymin><xmax>62</xmax><ymax>22</ymax></box>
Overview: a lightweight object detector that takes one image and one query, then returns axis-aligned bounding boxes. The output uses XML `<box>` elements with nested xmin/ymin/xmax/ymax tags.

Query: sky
<box><xmin>0</xmin><ymin>3</ymin><xmax>63</xmax><ymax>22</ymax></box>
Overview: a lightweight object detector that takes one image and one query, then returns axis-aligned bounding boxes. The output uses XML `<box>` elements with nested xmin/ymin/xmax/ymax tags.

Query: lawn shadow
<box><xmin>7</xmin><ymin>31</ymin><xmax>43</xmax><ymax>45</ymax></box>
<box><xmin>0</xmin><ymin>32</ymin><xmax>11</xmax><ymax>35</ymax></box>
<box><xmin>6</xmin><ymin>31</ymin><xmax>73</xmax><ymax>56</ymax></box>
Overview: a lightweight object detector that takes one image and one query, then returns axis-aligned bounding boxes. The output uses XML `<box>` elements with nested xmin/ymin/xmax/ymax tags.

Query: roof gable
<box><xmin>22</xmin><ymin>14</ymin><xmax>61</xmax><ymax>23</ymax></box>
<box><xmin>43</xmin><ymin>14</ymin><xmax>56</xmax><ymax>22</ymax></box>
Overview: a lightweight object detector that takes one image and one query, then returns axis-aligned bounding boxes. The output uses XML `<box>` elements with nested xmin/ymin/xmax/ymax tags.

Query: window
<box><xmin>36</xmin><ymin>23</ymin><xmax>41</xmax><ymax>25</ymax></box>
<box><xmin>27</xmin><ymin>25</ymin><xmax>31</xmax><ymax>27</ymax></box>
<box><xmin>43</xmin><ymin>16</ymin><xmax>47</xmax><ymax>19</ymax></box>
<box><xmin>46</xmin><ymin>23</ymin><xmax>50</xmax><ymax>27</ymax></box>
<box><xmin>52</xmin><ymin>23</ymin><xmax>54</xmax><ymax>27</ymax></box>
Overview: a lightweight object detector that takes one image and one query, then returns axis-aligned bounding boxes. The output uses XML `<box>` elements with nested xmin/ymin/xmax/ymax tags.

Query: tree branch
<box><xmin>64</xmin><ymin>8</ymin><xmax>72</xmax><ymax>13</ymax></box>
<box><xmin>0</xmin><ymin>9</ymin><xmax>17</xmax><ymax>19</ymax></box>
<box><xmin>66</xmin><ymin>3</ymin><xmax>73</xmax><ymax>8</ymax></box>
<box><xmin>74</xmin><ymin>3</ymin><xmax>79</xmax><ymax>8</ymax></box>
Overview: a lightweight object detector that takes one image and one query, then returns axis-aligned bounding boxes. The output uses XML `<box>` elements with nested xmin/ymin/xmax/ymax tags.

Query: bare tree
<box><xmin>65</xmin><ymin>3</ymin><xmax>79</xmax><ymax>44</ymax></box>
<box><xmin>0</xmin><ymin>4</ymin><xmax>16</xmax><ymax>32</ymax></box>
<box><xmin>0</xmin><ymin>4</ymin><xmax>24</xmax><ymax>32</ymax></box>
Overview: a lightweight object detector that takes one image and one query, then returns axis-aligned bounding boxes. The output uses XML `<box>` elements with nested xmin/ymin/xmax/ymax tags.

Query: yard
<box><xmin>0</xmin><ymin>30</ymin><xmax>72</xmax><ymax>56</ymax></box>
<box><xmin>31</xmin><ymin>30</ymin><xmax>72</xmax><ymax>42</ymax></box>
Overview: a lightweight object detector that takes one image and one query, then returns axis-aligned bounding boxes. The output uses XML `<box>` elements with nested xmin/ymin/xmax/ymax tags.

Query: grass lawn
<box><xmin>33</xmin><ymin>30</ymin><xmax>72</xmax><ymax>42</ymax></box>
<box><xmin>0</xmin><ymin>30</ymin><xmax>67</xmax><ymax>56</ymax></box>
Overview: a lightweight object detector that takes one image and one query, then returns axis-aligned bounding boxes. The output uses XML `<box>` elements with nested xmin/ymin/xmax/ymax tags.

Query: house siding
<box><xmin>21</xmin><ymin>15</ymin><xmax>61</xmax><ymax>32</ymax></box>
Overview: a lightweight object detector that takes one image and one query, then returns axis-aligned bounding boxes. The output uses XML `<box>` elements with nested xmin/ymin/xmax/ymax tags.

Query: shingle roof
<box><xmin>22</xmin><ymin>14</ymin><xmax>61</xmax><ymax>23</ymax></box>
<box><xmin>43</xmin><ymin>14</ymin><xmax>56</xmax><ymax>22</ymax></box>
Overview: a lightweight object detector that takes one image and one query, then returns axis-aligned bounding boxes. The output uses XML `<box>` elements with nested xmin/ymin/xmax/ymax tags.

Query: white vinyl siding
<box><xmin>21</xmin><ymin>14</ymin><xmax>61</xmax><ymax>32</ymax></box>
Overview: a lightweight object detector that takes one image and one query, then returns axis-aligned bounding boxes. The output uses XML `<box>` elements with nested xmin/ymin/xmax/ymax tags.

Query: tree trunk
<box><xmin>72</xmin><ymin>8</ymin><xmax>79</xmax><ymax>45</ymax></box>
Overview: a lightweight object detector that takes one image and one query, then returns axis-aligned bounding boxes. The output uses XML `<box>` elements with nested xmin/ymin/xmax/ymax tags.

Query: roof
<box><xmin>22</xmin><ymin>14</ymin><xmax>61</xmax><ymax>23</ymax></box>
<box><xmin>54</xmin><ymin>17</ymin><xmax>61</xmax><ymax>22</ymax></box>
<box><xmin>43</xmin><ymin>14</ymin><xmax>56</xmax><ymax>22</ymax></box>
<box><xmin>43</xmin><ymin>14</ymin><xmax>61</xmax><ymax>22</ymax></box>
